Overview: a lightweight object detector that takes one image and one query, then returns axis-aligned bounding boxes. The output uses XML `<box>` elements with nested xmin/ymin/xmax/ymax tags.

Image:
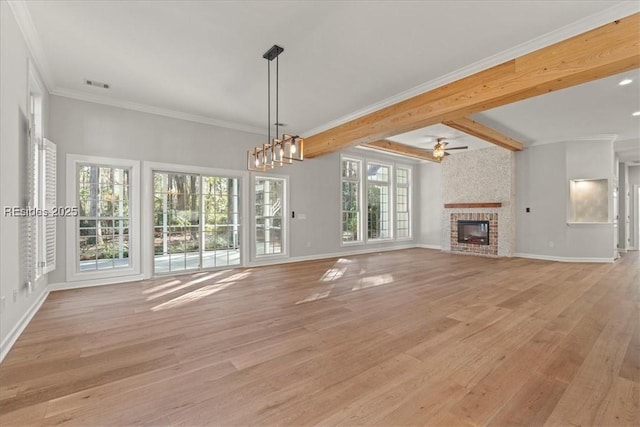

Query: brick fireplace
<box><xmin>450</xmin><ymin>212</ymin><xmax>498</xmax><ymax>256</ymax></box>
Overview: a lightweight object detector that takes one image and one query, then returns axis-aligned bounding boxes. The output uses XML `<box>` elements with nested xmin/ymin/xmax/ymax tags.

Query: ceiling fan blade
<box><xmin>445</xmin><ymin>146</ymin><xmax>468</xmax><ymax>150</ymax></box>
<box><xmin>444</xmin><ymin>152</ymin><xmax>450</xmax><ymax>156</ymax></box>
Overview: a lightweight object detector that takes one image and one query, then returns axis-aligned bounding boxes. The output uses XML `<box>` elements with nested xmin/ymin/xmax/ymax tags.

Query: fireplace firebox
<box><xmin>457</xmin><ymin>220</ymin><xmax>489</xmax><ymax>245</ymax></box>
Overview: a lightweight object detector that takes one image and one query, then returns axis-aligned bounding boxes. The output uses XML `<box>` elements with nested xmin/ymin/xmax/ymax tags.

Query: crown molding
<box><xmin>302</xmin><ymin>2</ymin><xmax>640</xmax><ymax>137</ymax></box>
<box><xmin>51</xmin><ymin>88</ymin><xmax>265</xmax><ymax>135</ymax></box>
<box><xmin>527</xmin><ymin>134</ymin><xmax>618</xmax><ymax>148</ymax></box>
<box><xmin>7</xmin><ymin>0</ymin><xmax>54</xmax><ymax>92</ymax></box>
<box><xmin>8</xmin><ymin>0</ymin><xmax>265</xmax><ymax>135</ymax></box>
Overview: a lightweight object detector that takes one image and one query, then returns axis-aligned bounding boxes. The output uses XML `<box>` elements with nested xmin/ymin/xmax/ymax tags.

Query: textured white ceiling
<box><xmin>19</xmin><ymin>1</ymin><xmax>640</xmax><ymax>159</ymax></box>
<box><xmin>388</xmin><ymin>124</ymin><xmax>494</xmax><ymax>153</ymax></box>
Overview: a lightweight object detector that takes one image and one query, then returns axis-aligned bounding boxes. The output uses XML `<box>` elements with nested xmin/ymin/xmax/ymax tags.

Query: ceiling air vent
<box><xmin>84</xmin><ymin>79</ymin><xmax>110</xmax><ymax>89</ymax></box>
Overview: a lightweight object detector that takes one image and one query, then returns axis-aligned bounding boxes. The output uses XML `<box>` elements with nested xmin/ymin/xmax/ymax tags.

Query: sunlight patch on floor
<box><xmin>296</xmin><ymin>283</ymin><xmax>336</xmax><ymax>304</ymax></box>
<box><xmin>295</xmin><ymin>258</ymin><xmax>393</xmax><ymax>303</ymax></box>
<box><xmin>351</xmin><ymin>274</ymin><xmax>394</xmax><ymax>291</ymax></box>
<box><xmin>151</xmin><ymin>282</ymin><xmax>234</xmax><ymax>311</ymax></box>
<box><xmin>319</xmin><ymin>258</ymin><xmax>356</xmax><ymax>282</ymax></box>
<box><xmin>147</xmin><ymin>270</ymin><xmax>251</xmax><ymax>311</ymax></box>
<box><xmin>320</xmin><ymin>267</ymin><xmax>347</xmax><ymax>282</ymax></box>
<box><xmin>150</xmin><ymin>271</ymin><xmax>251</xmax><ymax>311</ymax></box>
<box><xmin>145</xmin><ymin>270</ymin><xmax>234</xmax><ymax>301</ymax></box>
<box><xmin>142</xmin><ymin>279</ymin><xmax>182</xmax><ymax>295</ymax></box>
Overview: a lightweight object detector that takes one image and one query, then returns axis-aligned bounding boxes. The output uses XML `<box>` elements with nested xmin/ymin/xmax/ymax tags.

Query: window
<box><xmin>341</xmin><ymin>157</ymin><xmax>362</xmax><ymax>243</ymax></box>
<box><xmin>78</xmin><ymin>165</ymin><xmax>131</xmax><ymax>271</ymax></box>
<box><xmin>367</xmin><ymin>162</ymin><xmax>391</xmax><ymax>240</ymax></box>
<box><xmin>339</xmin><ymin>156</ymin><xmax>412</xmax><ymax>244</ymax></box>
<box><xmin>254</xmin><ymin>176</ymin><xmax>286</xmax><ymax>257</ymax></box>
<box><xmin>153</xmin><ymin>172</ymin><xmax>241</xmax><ymax>274</ymax></box>
<box><xmin>396</xmin><ymin>167</ymin><xmax>411</xmax><ymax>238</ymax></box>
<box><xmin>67</xmin><ymin>155</ymin><xmax>140</xmax><ymax>283</ymax></box>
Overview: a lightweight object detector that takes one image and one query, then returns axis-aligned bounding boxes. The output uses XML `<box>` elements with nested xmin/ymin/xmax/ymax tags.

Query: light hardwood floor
<box><xmin>1</xmin><ymin>248</ymin><xmax>638</xmax><ymax>426</ymax></box>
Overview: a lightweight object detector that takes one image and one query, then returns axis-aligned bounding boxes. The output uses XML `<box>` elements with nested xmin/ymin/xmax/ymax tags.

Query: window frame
<box><xmin>251</xmin><ymin>173</ymin><xmax>289</xmax><ymax>261</ymax></box>
<box><xmin>366</xmin><ymin>160</ymin><xmax>394</xmax><ymax>242</ymax></box>
<box><xmin>66</xmin><ymin>155</ymin><xmax>141</xmax><ymax>283</ymax></box>
<box><xmin>339</xmin><ymin>155</ymin><xmax>413</xmax><ymax>245</ymax></box>
<box><xmin>142</xmin><ymin>161</ymin><xmax>248</xmax><ymax>279</ymax></box>
<box><xmin>340</xmin><ymin>155</ymin><xmax>364</xmax><ymax>246</ymax></box>
<box><xmin>395</xmin><ymin>165</ymin><xmax>413</xmax><ymax>240</ymax></box>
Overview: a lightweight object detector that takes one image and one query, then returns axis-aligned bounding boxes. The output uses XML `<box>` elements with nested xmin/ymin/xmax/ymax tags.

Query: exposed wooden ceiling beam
<box><xmin>361</xmin><ymin>140</ymin><xmax>441</xmax><ymax>163</ymax></box>
<box><xmin>443</xmin><ymin>117</ymin><xmax>524</xmax><ymax>151</ymax></box>
<box><xmin>304</xmin><ymin>13</ymin><xmax>640</xmax><ymax>158</ymax></box>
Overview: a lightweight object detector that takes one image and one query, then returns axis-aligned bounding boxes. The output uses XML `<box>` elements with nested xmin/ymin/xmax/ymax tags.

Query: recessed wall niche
<box><xmin>569</xmin><ymin>178</ymin><xmax>608</xmax><ymax>223</ymax></box>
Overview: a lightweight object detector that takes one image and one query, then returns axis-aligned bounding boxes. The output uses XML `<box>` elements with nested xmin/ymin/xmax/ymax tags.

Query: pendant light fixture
<box><xmin>248</xmin><ymin>45</ymin><xmax>304</xmax><ymax>171</ymax></box>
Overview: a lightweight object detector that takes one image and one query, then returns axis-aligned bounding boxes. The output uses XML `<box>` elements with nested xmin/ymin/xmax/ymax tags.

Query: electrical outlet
<box><xmin>549</xmin><ymin>241</ymin><xmax>555</xmax><ymax>248</ymax></box>
<box><xmin>12</xmin><ymin>289</ymin><xmax>18</xmax><ymax>302</ymax></box>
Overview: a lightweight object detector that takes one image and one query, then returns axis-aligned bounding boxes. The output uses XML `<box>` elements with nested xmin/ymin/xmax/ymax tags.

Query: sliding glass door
<box><xmin>153</xmin><ymin>171</ymin><xmax>240</xmax><ymax>274</ymax></box>
<box><xmin>202</xmin><ymin>176</ymin><xmax>240</xmax><ymax>268</ymax></box>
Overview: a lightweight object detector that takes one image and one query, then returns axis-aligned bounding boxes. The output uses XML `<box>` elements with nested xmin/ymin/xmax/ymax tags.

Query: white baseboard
<box><xmin>49</xmin><ymin>273</ymin><xmax>145</xmax><ymax>291</ymax></box>
<box><xmin>515</xmin><ymin>253</ymin><xmax>614</xmax><ymax>263</ymax></box>
<box><xmin>0</xmin><ymin>287</ymin><xmax>50</xmax><ymax>363</ymax></box>
<box><xmin>415</xmin><ymin>244</ymin><xmax>442</xmax><ymax>250</ymax></box>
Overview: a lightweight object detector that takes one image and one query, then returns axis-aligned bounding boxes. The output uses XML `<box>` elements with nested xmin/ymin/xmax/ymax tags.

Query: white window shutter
<box><xmin>25</xmin><ymin>118</ymin><xmax>38</xmax><ymax>283</ymax></box>
<box><xmin>43</xmin><ymin>138</ymin><xmax>56</xmax><ymax>273</ymax></box>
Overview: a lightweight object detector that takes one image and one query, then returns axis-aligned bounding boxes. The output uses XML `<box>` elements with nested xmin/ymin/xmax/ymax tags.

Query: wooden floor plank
<box><xmin>597</xmin><ymin>377</ymin><xmax>640</xmax><ymax>426</ymax></box>
<box><xmin>544</xmin><ymin>299</ymin><xmax>635</xmax><ymax>426</ymax></box>
<box><xmin>487</xmin><ymin>372</ymin><xmax>566</xmax><ymax>426</ymax></box>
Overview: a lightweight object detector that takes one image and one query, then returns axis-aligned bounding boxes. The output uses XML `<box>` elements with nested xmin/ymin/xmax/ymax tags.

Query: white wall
<box><xmin>0</xmin><ymin>1</ymin><xmax>50</xmax><ymax>356</ymax></box>
<box><xmin>629</xmin><ymin>165</ymin><xmax>640</xmax><ymax>249</ymax></box>
<box><xmin>48</xmin><ymin>95</ymin><xmax>420</xmax><ymax>285</ymax></box>
<box><xmin>618</xmin><ymin>162</ymin><xmax>627</xmax><ymax>249</ymax></box>
<box><xmin>516</xmin><ymin>139</ymin><xmax>616</xmax><ymax>261</ymax></box>
<box><xmin>418</xmin><ymin>161</ymin><xmax>442</xmax><ymax>248</ymax></box>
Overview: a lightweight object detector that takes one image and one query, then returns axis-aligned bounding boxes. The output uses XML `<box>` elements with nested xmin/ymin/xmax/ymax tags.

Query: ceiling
<box><xmin>15</xmin><ymin>1</ymin><xmax>640</xmax><ymax>160</ymax></box>
<box><xmin>388</xmin><ymin>124</ymin><xmax>494</xmax><ymax>153</ymax></box>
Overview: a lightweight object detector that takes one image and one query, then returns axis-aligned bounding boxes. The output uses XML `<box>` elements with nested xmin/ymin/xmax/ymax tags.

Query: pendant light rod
<box><xmin>267</xmin><ymin>55</ymin><xmax>270</xmax><ymax>144</ymax></box>
<box><xmin>263</xmin><ymin>45</ymin><xmax>284</xmax><ymax>144</ymax></box>
<box><xmin>276</xmin><ymin>54</ymin><xmax>279</xmax><ymax>140</ymax></box>
<box><xmin>248</xmin><ymin>44</ymin><xmax>303</xmax><ymax>171</ymax></box>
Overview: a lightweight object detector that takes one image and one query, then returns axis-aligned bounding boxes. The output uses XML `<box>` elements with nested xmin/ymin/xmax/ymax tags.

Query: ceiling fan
<box><xmin>425</xmin><ymin>137</ymin><xmax>468</xmax><ymax>159</ymax></box>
